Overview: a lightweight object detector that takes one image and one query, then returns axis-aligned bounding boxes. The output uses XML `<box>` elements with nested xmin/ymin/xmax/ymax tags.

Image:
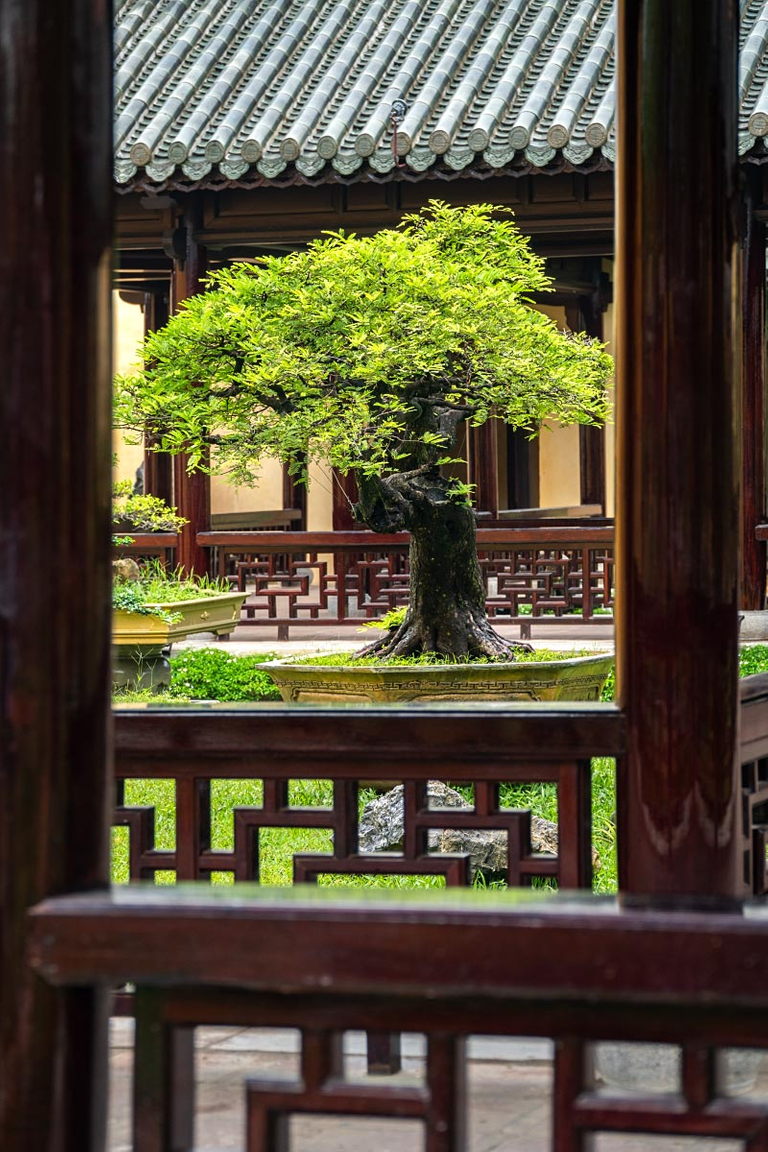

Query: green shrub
<box><xmin>740</xmin><ymin>644</ymin><xmax>768</xmax><ymax>677</ymax></box>
<box><xmin>168</xmin><ymin>647</ymin><xmax>281</xmax><ymax>701</ymax></box>
<box><xmin>601</xmin><ymin>666</ymin><xmax>615</xmax><ymax>701</ymax></box>
<box><xmin>113</xmin><ymin>478</ymin><xmax>188</xmax><ymax>533</ymax></box>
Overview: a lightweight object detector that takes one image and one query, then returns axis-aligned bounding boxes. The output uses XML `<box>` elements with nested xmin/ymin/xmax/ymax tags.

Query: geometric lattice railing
<box><xmin>29</xmin><ymin>890</ymin><xmax>768</xmax><ymax>1151</ymax></box>
<box><xmin>114</xmin><ymin>687</ymin><xmax>768</xmax><ymax>907</ymax></box>
<box><xmin>197</xmin><ymin>527</ymin><xmax>615</xmax><ymax>638</ymax></box>
<box><xmin>738</xmin><ymin>671</ymin><xmax>768</xmax><ymax>896</ymax></box>
<box><xmin>113</xmin><ymin>706</ymin><xmax>622</xmax><ymax>892</ymax></box>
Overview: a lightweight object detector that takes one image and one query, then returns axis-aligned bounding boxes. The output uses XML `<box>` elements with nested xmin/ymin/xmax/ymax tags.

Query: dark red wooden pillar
<box><xmin>740</xmin><ymin>171</ymin><xmax>767</xmax><ymax>611</ymax></box>
<box><xmin>468</xmin><ymin>422</ymin><xmax>499</xmax><ymax>517</ymax></box>
<box><xmin>0</xmin><ymin>1</ymin><xmax>113</xmax><ymax>1149</ymax></box>
<box><xmin>172</xmin><ymin>200</ymin><xmax>211</xmax><ymax>575</ymax></box>
<box><xmin>615</xmin><ymin>0</ymin><xmax>741</xmax><ymax>900</ymax></box>
<box><xmin>143</xmin><ymin>289</ymin><xmax>174</xmax><ymax>505</ymax></box>
<box><xmin>332</xmin><ymin>469</ymin><xmax>361</xmax><ymax>530</ymax></box>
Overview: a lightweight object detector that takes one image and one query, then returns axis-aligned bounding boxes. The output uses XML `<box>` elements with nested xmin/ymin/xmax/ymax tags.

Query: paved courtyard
<box><xmin>108</xmin><ymin>1025</ymin><xmax>764</xmax><ymax>1151</ymax></box>
<box><xmin>176</xmin><ymin>620</ymin><xmax>615</xmax><ymax>658</ymax></box>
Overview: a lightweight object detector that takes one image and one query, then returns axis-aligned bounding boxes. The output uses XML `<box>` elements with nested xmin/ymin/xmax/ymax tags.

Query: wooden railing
<box><xmin>738</xmin><ymin>672</ymin><xmax>768</xmax><ymax>895</ymax></box>
<box><xmin>114</xmin><ymin>531</ymin><xmax>178</xmax><ymax>567</ymax></box>
<box><xmin>31</xmin><ymin>683</ymin><xmax>768</xmax><ymax>1144</ymax></box>
<box><xmin>29</xmin><ymin>887</ymin><xmax>768</xmax><ymax>1149</ymax></box>
<box><xmin>111</xmin><ymin>669</ymin><xmax>768</xmax><ymax>900</ymax></box>
<box><xmin>198</xmin><ymin>525</ymin><xmax>615</xmax><ymax>638</ymax></box>
<box><xmin>113</xmin><ymin>705</ymin><xmax>622</xmax><ymax>891</ymax></box>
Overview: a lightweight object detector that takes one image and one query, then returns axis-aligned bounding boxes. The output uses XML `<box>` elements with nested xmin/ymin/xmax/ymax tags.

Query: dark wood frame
<box><xmin>3</xmin><ymin>1</ymin><xmax>768</xmax><ymax>1148</ymax></box>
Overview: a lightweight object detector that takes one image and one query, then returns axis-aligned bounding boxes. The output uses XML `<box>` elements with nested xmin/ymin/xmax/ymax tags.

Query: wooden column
<box><xmin>0</xmin><ymin>1</ymin><xmax>113</xmax><ymax>1149</ymax></box>
<box><xmin>615</xmin><ymin>0</ymin><xmax>741</xmax><ymax>900</ymax></box>
<box><xmin>740</xmin><ymin>172</ymin><xmax>767</xmax><ymax>610</ymax></box>
<box><xmin>142</xmin><ymin>289</ymin><xmax>174</xmax><ymax>505</ymax></box>
<box><xmin>332</xmin><ymin>469</ymin><xmax>361</xmax><ymax>530</ymax></box>
<box><xmin>468</xmin><ymin>422</ymin><xmax>499</xmax><ymax>517</ymax></box>
<box><xmin>172</xmin><ymin>200</ymin><xmax>211</xmax><ymax>576</ymax></box>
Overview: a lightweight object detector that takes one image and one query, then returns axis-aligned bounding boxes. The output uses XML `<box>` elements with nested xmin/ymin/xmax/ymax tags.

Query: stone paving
<box><xmin>109</xmin><ymin>1047</ymin><xmax>552</xmax><ymax>1151</ymax></box>
<box><xmin>108</xmin><ymin>1023</ymin><xmax>764</xmax><ymax>1151</ymax></box>
<box><xmin>175</xmin><ymin>620</ymin><xmax>615</xmax><ymax>658</ymax></box>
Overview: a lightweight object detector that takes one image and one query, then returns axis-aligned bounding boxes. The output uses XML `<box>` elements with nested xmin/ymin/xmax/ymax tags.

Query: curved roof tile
<box><xmin>114</xmin><ymin>0</ymin><xmax>768</xmax><ymax>187</ymax></box>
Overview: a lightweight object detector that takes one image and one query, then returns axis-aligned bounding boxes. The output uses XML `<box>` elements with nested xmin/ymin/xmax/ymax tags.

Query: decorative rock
<box><xmin>359</xmin><ymin>781</ymin><xmax>467</xmax><ymax>853</ymax></box>
<box><xmin>112</xmin><ymin>557</ymin><xmax>141</xmax><ymax>581</ymax></box>
<box><xmin>358</xmin><ymin>781</ymin><xmax>599</xmax><ymax>879</ymax></box>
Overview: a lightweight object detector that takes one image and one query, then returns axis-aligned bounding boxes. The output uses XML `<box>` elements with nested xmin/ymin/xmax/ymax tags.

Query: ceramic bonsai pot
<box><xmin>112</xmin><ymin>591</ymin><xmax>247</xmax><ymax>690</ymax></box>
<box><xmin>257</xmin><ymin>652</ymin><xmax>614</xmax><ymax>705</ymax></box>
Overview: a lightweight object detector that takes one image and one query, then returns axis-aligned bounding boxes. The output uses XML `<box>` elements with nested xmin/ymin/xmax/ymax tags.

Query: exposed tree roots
<box><xmin>355</xmin><ymin>609</ymin><xmax>533</xmax><ymax>662</ymax></box>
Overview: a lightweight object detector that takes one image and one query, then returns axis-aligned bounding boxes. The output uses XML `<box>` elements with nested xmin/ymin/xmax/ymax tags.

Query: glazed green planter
<box><xmin>112</xmin><ymin>591</ymin><xmax>247</xmax><ymax>690</ymax></box>
<box><xmin>258</xmin><ymin>653</ymin><xmax>614</xmax><ymax>705</ymax></box>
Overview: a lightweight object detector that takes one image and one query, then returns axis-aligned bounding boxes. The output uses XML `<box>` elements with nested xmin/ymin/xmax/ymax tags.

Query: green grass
<box><xmin>112</xmin><ymin>777</ymin><xmax>447</xmax><ymax>889</ymax></box>
<box><xmin>111</xmin><ymin>768</ymin><xmax>615</xmax><ymax>893</ymax></box>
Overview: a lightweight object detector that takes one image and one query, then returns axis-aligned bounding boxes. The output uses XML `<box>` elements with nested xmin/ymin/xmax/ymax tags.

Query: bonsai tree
<box><xmin>115</xmin><ymin>202</ymin><xmax>612</xmax><ymax>660</ymax></box>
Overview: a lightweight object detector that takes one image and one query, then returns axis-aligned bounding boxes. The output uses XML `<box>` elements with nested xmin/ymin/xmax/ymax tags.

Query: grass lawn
<box><xmin>112</xmin><ymin>768</ymin><xmax>617</xmax><ymax>894</ymax></box>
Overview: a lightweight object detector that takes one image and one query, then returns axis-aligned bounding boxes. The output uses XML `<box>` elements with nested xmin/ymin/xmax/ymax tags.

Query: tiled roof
<box><xmin>114</xmin><ymin>0</ymin><xmax>768</xmax><ymax>188</ymax></box>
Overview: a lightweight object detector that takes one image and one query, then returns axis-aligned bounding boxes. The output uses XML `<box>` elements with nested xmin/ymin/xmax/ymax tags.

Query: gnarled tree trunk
<box><xmin>354</xmin><ymin>467</ymin><xmax>530</xmax><ymax>660</ymax></box>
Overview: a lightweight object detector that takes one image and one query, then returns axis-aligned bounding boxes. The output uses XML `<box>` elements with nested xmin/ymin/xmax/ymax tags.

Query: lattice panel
<box><xmin>741</xmin><ymin>756</ymin><xmax>768</xmax><ymax>895</ymax></box>
<box><xmin>246</xmin><ymin>1029</ymin><xmax>464</xmax><ymax>1152</ymax></box>
<box><xmin>215</xmin><ymin>544</ymin><xmax>615</xmax><ymax>628</ymax></box>
<box><xmin>113</xmin><ymin>770</ymin><xmax>593</xmax><ymax>890</ymax></box>
<box><xmin>131</xmin><ymin>987</ymin><xmax>768</xmax><ymax>1152</ymax></box>
<box><xmin>556</xmin><ymin>1039</ymin><xmax>768</xmax><ymax>1147</ymax></box>
<box><xmin>483</xmin><ymin>546</ymin><xmax>615</xmax><ymax>618</ymax></box>
<box><xmin>231</xmin><ymin>552</ymin><xmax>411</xmax><ymax>624</ymax></box>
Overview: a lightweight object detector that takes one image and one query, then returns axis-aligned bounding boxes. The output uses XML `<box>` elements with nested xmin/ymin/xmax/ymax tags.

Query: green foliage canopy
<box><xmin>115</xmin><ymin>202</ymin><xmax>613</xmax><ymax>486</ymax></box>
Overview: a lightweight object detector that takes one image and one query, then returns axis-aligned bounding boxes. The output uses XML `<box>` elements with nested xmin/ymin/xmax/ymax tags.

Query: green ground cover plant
<box><xmin>112</xmin><ymin>648</ymin><xmax>283</xmax><ymax>703</ymax></box>
<box><xmin>168</xmin><ymin>647</ymin><xmax>282</xmax><ymax>701</ymax></box>
<box><xmin>739</xmin><ymin>644</ymin><xmax>768</xmax><ymax>676</ymax></box>
<box><xmin>290</xmin><ymin>647</ymin><xmax>597</xmax><ymax>667</ymax></box>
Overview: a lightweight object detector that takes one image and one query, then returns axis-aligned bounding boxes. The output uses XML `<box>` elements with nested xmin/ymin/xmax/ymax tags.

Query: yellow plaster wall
<box><xmin>112</xmin><ymin>293</ymin><xmax>145</xmax><ymax>484</ymax></box>
<box><xmin>535</xmin><ymin>303</ymin><xmax>582</xmax><ymax>509</ymax></box>
<box><xmin>307</xmin><ymin>461</ymin><xmax>334</xmax><ymax>530</ymax></box>
<box><xmin>210</xmin><ymin>459</ymin><xmax>284</xmax><ymax>514</ymax></box>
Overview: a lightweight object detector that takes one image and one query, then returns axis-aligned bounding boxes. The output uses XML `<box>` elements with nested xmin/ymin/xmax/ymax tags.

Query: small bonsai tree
<box><xmin>115</xmin><ymin>202</ymin><xmax>612</xmax><ymax>660</ymax></box>
<box><xmin>112</xmin><ymin>478</ymin><xmax>188</xmax><ymax>535</ymax></box>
